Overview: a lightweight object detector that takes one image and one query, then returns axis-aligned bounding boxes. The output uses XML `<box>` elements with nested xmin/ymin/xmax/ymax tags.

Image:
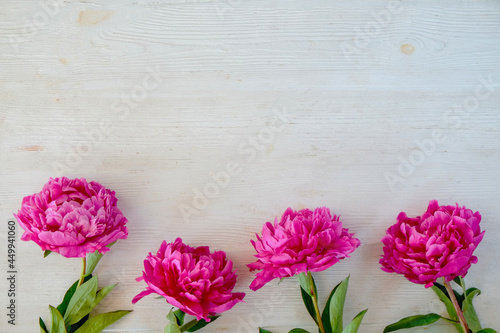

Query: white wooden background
<box><xmin>1</xmin><ymin>0</ymin><xmax>499</xmax><ymax>332</ymax></box>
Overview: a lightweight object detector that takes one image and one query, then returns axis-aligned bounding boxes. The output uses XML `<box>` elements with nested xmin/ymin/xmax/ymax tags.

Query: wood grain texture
<box><xmin>1</xmin><ymin>0</ymin><xmax>499</xmax><ymax>332</ymax></box>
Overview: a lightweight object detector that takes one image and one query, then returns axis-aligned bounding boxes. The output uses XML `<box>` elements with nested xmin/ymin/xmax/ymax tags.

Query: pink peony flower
<box><xmin>14</xmin><ymin>177</ymin><xmax>128</xmax><ymax>258</ymax></box>
<box><xmin>380</xmin><ymin>200</ymin><xmax>485</xmax><ymax>288</ymax></box>
<box><xmin>132</xmin><ymin>238</ymin><xmax>245</xmax><ymax>321</ymax></box>
<box><xmin>248</xmin><ymin>207</ymin><xmax>361</xmax><ymax>291</ymax></box>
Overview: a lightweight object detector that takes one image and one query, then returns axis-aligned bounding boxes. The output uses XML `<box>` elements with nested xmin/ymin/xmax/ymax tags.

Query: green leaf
<box><xmin>173</xmin><ymin>309</ymin><xmax>185</xmax><ymax>326</ymax></box>
<box><xmin>85</xmin><ymin>242</ymin><xmax>116</xmax><ymax>276</ymax></box>
<box><xmin>89</xmin><ymin>284</ymin><xmax>116</xmax><ymax>310</ymax></box>
<box><xmin>329</xmin><ymin>276</ymin><xmax>349</xmax><ymax>333</ymax></box>
<box><xmin>64</xmin><ymin>276</ymin><xmax>98</xmax><ymax>326</ymax></box>
<box><xmin>431</xmin><ymin>285</ymin><xmax>458</xmax><ymax>321</ymax></box>
<box><xmin>477</xmin><ymin>329</ymin><xmax>498</xmax><ymax>333</ymax></box>
<box><xmin>57</xmin><ymin>275</ymin><xmax>92</xmax><ymax>317</ymax></box>
<box><xmin>49</xmin><ymin>305</ymin><xmax>67</xmax><ymax>333</ymax></box>
<box><xmin>456</xmin><ymin>277</ymin><xmax>469</xmax><ymax>306</ymax></box>
<box><xmin>183</xmin><ymin>316</ymin><xmax>219</xmax><ymax>332</ymax></box>
<box><xmin>166</xmin><ymin>308</ymin><xmax>178</xmax><ymax>324</ymax></box>
<box><xmin>383</xmin><ymin>313</ymin><xmax>442</xmax><ymax>332</ymax></box>
<box><xmin>322</xmin><ymin>280</ymin><xmax>343</xmax><ymax>333</ymax></box>
<box><xmin>297</xmin><ymin>272</ymin><xmax>314</xmax><ymax>297</ymax></box>
<box><xmin>44</xmin><ymin>250</ymin><xmax>52</xmax><ymax>258</ymax></box>
<box><xmin>288</xmin><ymin>329</ymin><xmax>311</xmax><ymax>333</ymax></box>
<box><xmin>443</xmin><ymin>318</ymin><xmax>464</xmax><ymax>333</ymax></box>
<box><xmin>462</xmin><ymin>289</ymin><xmax>482</xmax><ymax>332</ymax></box>
<box><xmin>85</xmin><ymin>252</ymin><xmax>104</xmax><ymax>277</ymax></box>
<box><xmin>40</xmin><ymin>317</ymin><xmax>48</xmax><ymax>333</ymax></box>
<box><xmin>466</xmin><ymin>287</ymin><xmax>480</xmax><ymax>297</ymax></box>
<box><xmin>436</xmin><ymin>317</ymin><xmax>464</xmax><ymax>333</ymax></box>
<box><xmin>341</xmin><ymin>309</ymin><xmax>368</xmax><ymax>333</ymax></box>
<box><xmin>454</xmin><ymin>277</ymin><xmax>467</xmax><ymax>294</ymax></box>
<box><xmin>299</xmin><ymin>278</ymin><xmax>319</xmax><ymax>325</ymax></box>
<box><xmin>165</xmin><ymin>322</ymin><xmax>182</xmax><ymax>333</ymax></box>
<box><xmin>433</xmin><ymin>282</ymin><xmax>464</xmax><ymax>307</ymax></box>
<box><xmin>453</xmin><ymin>322</ymin><xmax>466</xmax><ymax>333</ymax></box>
<box><xmin>164</xmin><ymin>309</ymin><xmax>182</xmax><ymax>333</ymax></box>
<box><xmin>73</xmin><ymin>310</ymin><xmax>131</xmax><ymax>333</ymax></box>
<box><xmin>259</xmin><ymin>329</ymin><xmax>274</xmax><ymax>333</ymax></box>
<box><xmin>67</xmin><ymin>314</ymin><xmax>89</xmax><ymax>333</ymax></box>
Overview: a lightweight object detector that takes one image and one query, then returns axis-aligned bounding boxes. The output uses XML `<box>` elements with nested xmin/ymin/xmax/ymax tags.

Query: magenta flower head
<box><xmin>380</xmin><ymin>200</ymin><xmax>485</xmax><ymax>288</ymax></box>
<box><xmin>248</xmin><ymin>207</ymin><xmax>361</xmax><ymax>291</ymax></box>
<box><xmin>14</xmin><ymin>177</ymin><xmax>128</xmax><ymax>258</ymax></box>
<box><xmin>133</xmin><ymin>238</ymin><xmax>245</xmax><ymax>321</ymax></box>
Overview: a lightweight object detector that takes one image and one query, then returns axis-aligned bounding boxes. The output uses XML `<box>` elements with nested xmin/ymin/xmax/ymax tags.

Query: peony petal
<box><xmin>248</xmin><ymin>207</ymin><xmax>360</xmax><ymax>289</ymax></box>
<box><xmin>380</xmin><ymin>200</ymin><xmax>484</xmax><ymax>287</ymax></box>
<box><xmin>132</xmin><ymin>289</ymin><xmax>154</xmax><ymax>304</ymax></box>
<box><xmin>14</xmin><ymin>177</ymin><xmax>129</xmax><ymax>258</ymax></box>
<box><xmin>133</xmin><ymin>239</ymin><xmax>245</xmax><ymax>319</ymax></box>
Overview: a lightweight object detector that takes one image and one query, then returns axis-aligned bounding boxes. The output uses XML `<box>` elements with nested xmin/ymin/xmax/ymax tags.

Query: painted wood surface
<box><xmin>1</xmin><ymin>0</ymin><xmax>499</xmax><ymax>332</ymax></box>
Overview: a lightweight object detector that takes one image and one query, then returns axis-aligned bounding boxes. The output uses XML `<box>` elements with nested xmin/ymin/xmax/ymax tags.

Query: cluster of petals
<box><xmin>133</xmin><ymin>238</ymin><xmax>245</xmax><ymax>321</ymax></box>
<box><xmin>380</xmin><ymin>200</ymin><xmax>484</xmax><ymax>287</ymax></box>
<box><xmin>248</xmin><ymin>207</ymin><xmax>360</xmax><ymax>290</ymax></box>
<box><xmin>14</xmin><ymin>177</ymin><xmax>128</xmax><ymax>258</ymax></box>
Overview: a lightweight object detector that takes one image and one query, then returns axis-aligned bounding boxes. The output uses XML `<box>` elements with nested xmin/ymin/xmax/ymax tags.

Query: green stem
<box><xmin>443</xmin><ymin>278</ymin><xmax>469</xmax><ymax>333</ymax></box>
<box><xmin>77</xmin><ymin>257</ymin><xmax>87</xmax><ymax>287</ymax></box>
<box><xmin>179</xmin><ymin>318</ymin><xmax>198</xmax><ymax>332</ymax></box>
<box><xmin>308</xmin><ymin>274</ymin><xmax>326</xmax><ymax>333</ymax></box>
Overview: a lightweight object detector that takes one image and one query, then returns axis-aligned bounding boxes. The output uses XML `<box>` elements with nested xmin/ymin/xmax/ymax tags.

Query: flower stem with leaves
<box><xmin>260</xmin><ymin>273</ymin><xmax>367</xmax><ymax>333</ymax></box>
<box><xmin>444</xmin><ymin>278</ymin><xmax>469</xmax><ymax>333</ymax></box>
<box><xmin>39</xmin><ymin>248</ymin><xmax>131</xmax><ymax>333</ymax></box>
<box><xmin>77</xmin><ymin>258</ymin><xmax>87</xmax><ymax>288</ymax></box>
<box><xmin>163</xmin><ymin>308</ymin><xmax>219</xmax><ymax>333</ymax></box>
<box><xmin>383</xmin><ymin>277</ymin><xmax>497</xmax><ymax>333</ymax></box>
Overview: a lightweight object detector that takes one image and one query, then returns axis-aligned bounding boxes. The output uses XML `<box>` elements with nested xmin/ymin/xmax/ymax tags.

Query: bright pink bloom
<box><xmin>14</xmin><ymin>177</ymin><xmax>128</xmax><ymax>258</ymax></box>
<box><xmin>380</xmin><ymin>200</ymin><xmax>485</xmax><ymax>288</ymax></box>
<box><xmin>248</xmin><ymin>207</ymin><xmax>360</xmax><ymax>291</ymax></box>
<box><xmin>132</xmin><ymin>238</ymin><xmax>245</xmax><ymax>321</ymax></box>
